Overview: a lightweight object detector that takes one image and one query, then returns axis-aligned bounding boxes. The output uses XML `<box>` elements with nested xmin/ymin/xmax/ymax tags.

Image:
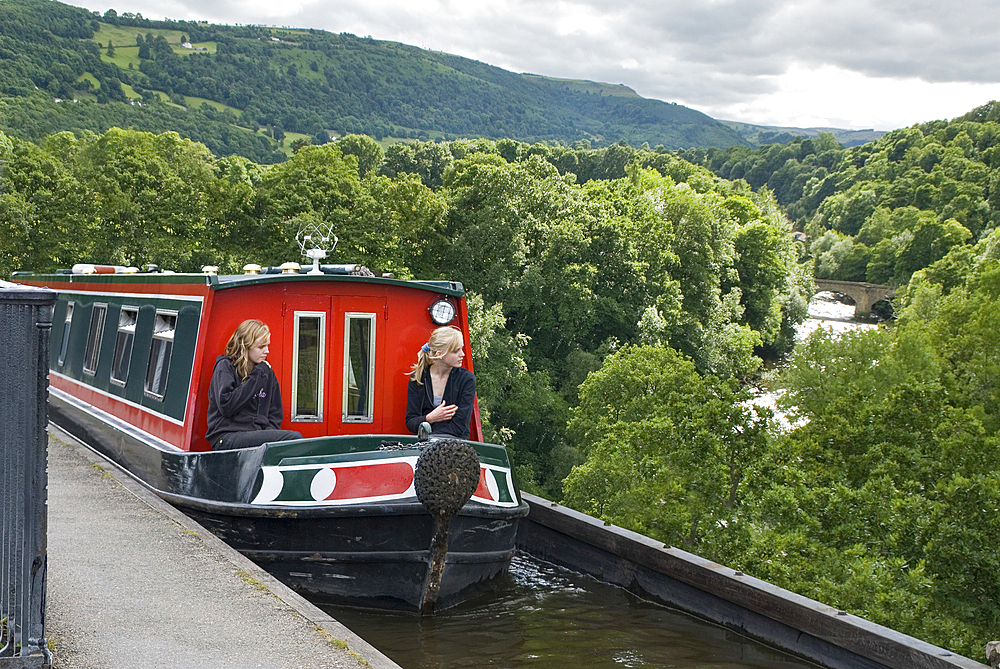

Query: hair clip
<box><xmin>421</xmin><ymin>342</ymin><xmax>431</xmax><ymax>353</ymax></box>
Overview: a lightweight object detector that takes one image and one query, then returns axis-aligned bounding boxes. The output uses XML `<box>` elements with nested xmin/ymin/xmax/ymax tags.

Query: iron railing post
<box><xmin>0</xmin><ymin>280</ymin><xmax>56</xmax><ymax>669</ymax></box>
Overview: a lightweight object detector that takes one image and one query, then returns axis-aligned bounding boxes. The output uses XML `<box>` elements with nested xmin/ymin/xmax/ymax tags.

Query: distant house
<box><xmin>182</xmin><ymin>42</ymin><xmax>193</xmax><ymax>49</ymax></box>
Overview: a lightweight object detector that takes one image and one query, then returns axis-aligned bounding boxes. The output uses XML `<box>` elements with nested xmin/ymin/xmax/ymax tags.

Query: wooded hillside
<box><xmin>0</xmin><ymin>0</ymin><xmax>747</xmax><ymax>160</ymax></box>
<box><xmin>680</xmin><ymin>101</ymin><xmax>1000</xmax><ymax>294</ymax></box>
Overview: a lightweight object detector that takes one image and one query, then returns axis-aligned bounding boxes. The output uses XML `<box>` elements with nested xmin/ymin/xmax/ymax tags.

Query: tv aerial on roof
<box><xmin>296</xmin><ymin>220</ymin><xmax>338</xmax><ymax>275</ymax></box>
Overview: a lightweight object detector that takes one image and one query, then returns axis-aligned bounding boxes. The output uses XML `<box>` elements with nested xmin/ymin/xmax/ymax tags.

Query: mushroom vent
<box><xmin>414</xmin><ymin>439</ymin><xmax>480</xmax><ymax>518</ymax></box>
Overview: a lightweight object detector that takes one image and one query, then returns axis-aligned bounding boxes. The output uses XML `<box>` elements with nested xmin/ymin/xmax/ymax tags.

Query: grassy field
<box><xmin>85</xmin><ymin>23</ymin><xmax>239</xmax><ymax>115</ymax></box>
<box><xmin>76</xmin><ymin>72</ymin><xmax>99</xmax><ymax>88</ymax></box>
<box><xmin>93</xmin><ymin>22</ymin><xmax>216</xmax><ymax>69</ymax></box>
<box><xmin>180</xmin><ymin>95</ymin><xmax>239</xmax><ymax>113</ymax></box>
<box><xmin>76</xmin><ymin>22</ymin><xmax>421</xmax><ymax>157</ymax></box>
<box><xmin>267</xmin><ymin>130</ymin><xmax>312</xmax><ymax>157</ymax></box>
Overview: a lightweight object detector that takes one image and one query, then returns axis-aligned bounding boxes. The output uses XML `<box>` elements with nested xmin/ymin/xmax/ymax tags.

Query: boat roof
<box><xmin>12</xmin><ymin>270</ymin><xmax>465</xmax><ymax>297</ymax></box>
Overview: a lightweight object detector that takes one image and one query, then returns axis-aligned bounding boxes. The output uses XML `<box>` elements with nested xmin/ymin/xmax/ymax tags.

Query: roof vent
<box><xmin>279</xmin><ymin>262</ymin><xmax>301</xmax><ymax>274</ymax></box>
<box><xmin>243</xmin><ymin>263</ymin><xmax>262</xmax><ymax>275</ymax></box>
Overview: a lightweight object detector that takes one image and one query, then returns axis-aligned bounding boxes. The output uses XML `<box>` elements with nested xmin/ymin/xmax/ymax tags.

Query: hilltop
<box><xmin>719</xmin><ymin>120</ymin><xmax>886</xmax><ymax>148</ymax></box>
<box><xmin>0</xmin><ymin>0</ymin><xmax>753</xmax><ymax>160</ymax></box>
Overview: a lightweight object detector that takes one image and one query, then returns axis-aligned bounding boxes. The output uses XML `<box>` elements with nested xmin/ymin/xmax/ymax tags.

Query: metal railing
<box><xmin>1</xmin><ymin>281</ymin><xmax>56</xmax><ymax>669</ymax></box>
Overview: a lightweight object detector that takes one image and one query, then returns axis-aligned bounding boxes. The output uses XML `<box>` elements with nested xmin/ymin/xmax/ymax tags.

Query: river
<box><xmin>752</xmin><ymin>291</ymin><xmax>879</xmax><ymax>429</ymax></box>
<box><xmin>796</xmin><ymin>291</ymin><xmax>879</xmax><ymax>340</ymax></box>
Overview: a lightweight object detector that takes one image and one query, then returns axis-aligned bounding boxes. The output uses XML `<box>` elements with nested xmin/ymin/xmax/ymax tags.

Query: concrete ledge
<box><xmin>517</xmin><ymin>493</ymin><xmax>986</xmax><ymax>669</ymax></box>
<box><xmin>48</xmin><ymin>424</ymin><xmax>400</xmax><ymax>669</ymax></box>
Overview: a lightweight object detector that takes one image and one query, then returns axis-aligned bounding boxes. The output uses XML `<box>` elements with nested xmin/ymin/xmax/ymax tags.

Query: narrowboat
<box><xmin>13</xmin><ymin>258</ymin><xmax>528</xmax><ymax>611</ymax></box>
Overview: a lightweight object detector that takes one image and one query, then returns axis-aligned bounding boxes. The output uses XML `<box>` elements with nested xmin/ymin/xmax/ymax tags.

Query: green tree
<box><xmin>894</xmin><ymin>217</ymin><xmax>971</xmax><ymax>284</ymax></box>
<box><xmin>466</xmin><ymin>293</ymin><xmax>573</xmax><ymax>497</ymax></box>
<box><xmin>198</xmin><ymin>154</ymin><xmax>279</xmax><ymax>272</ymax></box>
<box><xmin>337</xmin><ymin>134</ymin><xmax>385</xmax><ymax>179</ymax></box>
<box><xmin>357</xmin><ymin>172</ymin><xmax>448</xmax><ymax>277</ymax></box>
<box><xmin>381</xmin><ymin>141</ymin><xmax>454</xmax><ymax>189</ymax></box>
<box><xmin>68</xmin><ymin>128</ymin><xmax>223</xmax><ymax>269</ymax></box>
<box><xmin>0</xmin><ymin>131</ymin><xmax>95</xmax><ymax>276</ymax></box>
<box><xmin>258</xmin><ymin>143</ymin><xmax>424</xmax><ymax>272</ymax></box>
<box><xmin>763</xmin><ymin>252</ymin><xmax>1000</xmax><ymax>656</ymax></box>
<box><xmin>730</xmin><ymin>200</ymin><xmax>792</xmax><ymax>343</ymax></box>
<box><xmin>563</xmin><ymin>345</ymin><xmax>770</xmax><ymax>547</ymax></box>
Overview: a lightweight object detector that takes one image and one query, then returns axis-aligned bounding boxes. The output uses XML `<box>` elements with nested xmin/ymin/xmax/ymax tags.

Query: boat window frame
<box><xmin>110</xmin><ymin>306</ymin><xmax>139</xmax><ymax>387</ymax></box>
<box><xmin>58</xmin><ymin>302</ymin><xmax>74</xmax><ymax>367</ymax></box>
<box><xmin>82</xmin><ymin>303</ymin><xmax>107</xmax><ymax>376</ymax></box>
<box><xmin>342</xmin><ymin>312</ymin><xmax>376</xmax><ymax>423</ymax></box>
<box><xmin>291</xmin><ymin>311</ymin><xmax>326</xmax><ymax>423</ymax></box>
<box><xmin>144</xmin><ymin>309</ymin><xmax>177</xmax><ymax>400</ymax></box>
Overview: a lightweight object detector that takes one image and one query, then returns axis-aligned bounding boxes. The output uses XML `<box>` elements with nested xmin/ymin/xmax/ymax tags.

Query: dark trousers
<box><xmin>214</xmin><ymin>429</ymin><xmax>303</xmax><ymax>450</ymax></box>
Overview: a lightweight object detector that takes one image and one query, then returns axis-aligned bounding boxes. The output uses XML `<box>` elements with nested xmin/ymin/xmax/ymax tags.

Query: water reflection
<box><xmin>323</xmin><ymin>555</ymin><xmax>818</xmax><ymax>669</ymax></box>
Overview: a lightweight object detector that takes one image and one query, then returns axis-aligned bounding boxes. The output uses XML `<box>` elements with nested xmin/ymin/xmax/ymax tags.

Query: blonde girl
<box><xmin>405</xmin><ymin>326</ymin><xmax>476</xmax><ymax>439</ymax></box>
<box><xmin>226</xmin><ymin>318</ymin><xmax>271</xmax><ymax>381</ymax></box>
<box><xmin>206</xmin><ymin>319</ymin><xmax>302</xmax><ymax>450</ymax></box>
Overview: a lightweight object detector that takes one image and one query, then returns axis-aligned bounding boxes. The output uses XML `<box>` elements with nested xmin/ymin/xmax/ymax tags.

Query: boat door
<box><xmin>283</xmin><ymin>295</ymin><xmax>386</xmax><ymax>437</ymax></box>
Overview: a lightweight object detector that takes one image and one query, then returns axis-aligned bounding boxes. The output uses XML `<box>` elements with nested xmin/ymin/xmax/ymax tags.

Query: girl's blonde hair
<box><xmin>225</xmin><ymin>319</ymin><xmax>270</xmax><ymax>382</ymax></box>
<box><xmin>409</xmin><ymin>326</ymin><xmax>464</xmax><ymax>384</ymax></box>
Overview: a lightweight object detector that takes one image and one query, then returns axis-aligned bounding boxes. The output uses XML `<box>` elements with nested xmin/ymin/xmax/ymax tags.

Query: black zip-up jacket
<box><xmin>206</xmin><ymin>355</ymin><xmax>284</xmax><ymax>445</ymax></box>
<box><xmin>405</xmin><ymin>366</ymin><xmax>475</xmax><ymax>439</ymax></box>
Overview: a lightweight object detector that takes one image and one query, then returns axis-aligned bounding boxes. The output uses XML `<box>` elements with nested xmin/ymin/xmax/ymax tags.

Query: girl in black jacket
<box><xmin>405</xmin><ymin>326</ymin><xmax>475</xmax><ymax>439</ymax></box>
<box><xmin>206</xmin><ymin>319</ymin><xmax>302</xmax><ymax>450</ymax></box>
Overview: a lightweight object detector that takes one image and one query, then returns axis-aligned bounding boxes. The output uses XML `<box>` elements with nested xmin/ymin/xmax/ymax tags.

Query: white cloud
<box><xmin>702</xmin><ymin>63</ymin><xmax>1000</xmax><ymax>130</ymax></box>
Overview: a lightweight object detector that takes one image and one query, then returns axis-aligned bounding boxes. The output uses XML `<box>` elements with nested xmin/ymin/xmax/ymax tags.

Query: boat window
<box><xmin>343</xmin><ymin>313</ymin><xmax>376</xmax><ymax>423</ymax></box>
<box><xmin>58</xmin><ymin>302</ymin><xmax>74</xmax><ymax>366</ymax></box>
<box><xmin>111</xmin><ymin>307</ymin><xmax>138</xmax><ymax>386</ymax></box>
<box><xmin>292</xmin><ymin>312</ymin><xmax>325</xmax><ymax>422</ymax></box>
<box><xmin>144</xmin><ymin>310</ymin><xmax>177</xmax><ymax>399</ymax></box>
<box><xmin>83</xmin><ymin>303</ymin><xmax>107</xmax><ymax>376</ymax></box>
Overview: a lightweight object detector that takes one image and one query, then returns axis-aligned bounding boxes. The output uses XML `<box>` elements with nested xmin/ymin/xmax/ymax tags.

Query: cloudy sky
<box><xmin>74</xmin><ymin>0</ymin><xmax>1000</xmax><ymax>131</ymax></box>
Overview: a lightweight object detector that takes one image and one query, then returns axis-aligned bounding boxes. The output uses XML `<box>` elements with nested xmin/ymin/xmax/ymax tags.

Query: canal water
<box><xmin>322</xmin><ymin>554</ymin><xmax>818</xmax><ymax>669</ymax></box>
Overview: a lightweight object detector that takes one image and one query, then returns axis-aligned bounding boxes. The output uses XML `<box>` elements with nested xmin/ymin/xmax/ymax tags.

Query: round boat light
<box><xmin>429</xmin><ymin>299</ymin><xmax>456</xmax><ymax>325</ymax></box>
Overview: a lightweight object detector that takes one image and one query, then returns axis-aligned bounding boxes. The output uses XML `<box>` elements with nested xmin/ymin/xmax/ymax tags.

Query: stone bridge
<box><xmin>814</xmin><ymin>279</ymin><xmax>896</xmax><ymax>316</ymax></box>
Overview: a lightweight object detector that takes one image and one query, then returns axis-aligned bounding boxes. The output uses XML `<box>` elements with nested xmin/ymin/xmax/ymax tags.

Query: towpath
<box><xmin>44</xmin><ymin>425</ymin><xmax>401</xmax><ymax>669</ymax></box>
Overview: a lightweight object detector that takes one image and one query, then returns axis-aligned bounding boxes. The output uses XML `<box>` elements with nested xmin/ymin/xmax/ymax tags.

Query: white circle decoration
<box><xmin>484</xmin><ymin>467</ymin><xmax>498</xmax><ymax>502</ymax></box>
<box><xmin>310</xmin><ymin>467</ymin><xmax>338</xmax><ymax>501</ymax></box>
<box><xmin>251</xmin><ymin>468</ymin><xmax>285</xmax><ymax>504</ymax></box>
